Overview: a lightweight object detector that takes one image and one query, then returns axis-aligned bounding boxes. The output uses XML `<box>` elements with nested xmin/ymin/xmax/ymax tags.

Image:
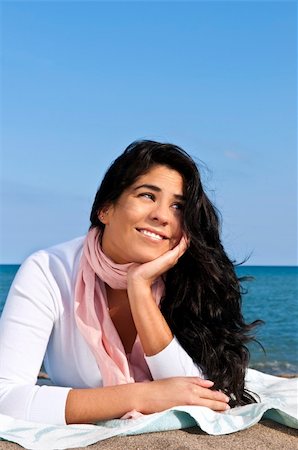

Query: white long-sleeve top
<box><xmin>0</xmin><ymin>237</ymin><xmax>203</xmax><ymax>425</ymax></box>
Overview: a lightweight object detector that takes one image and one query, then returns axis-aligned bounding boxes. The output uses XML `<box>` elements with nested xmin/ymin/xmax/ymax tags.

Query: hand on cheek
<box><xmin>127</xmin><ymin>233</ymin><xmax>190</xmax><ymax>288</ymax></box>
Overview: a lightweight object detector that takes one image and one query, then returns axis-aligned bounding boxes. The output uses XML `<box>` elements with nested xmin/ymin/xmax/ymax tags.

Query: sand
<box><xmin>0</xmin><ymin>420</ymin><xmax>297</xmax><ymax>450</ymax></box>
<box><xmin>1</xmin><ymin>374</ymin><xmax>297</xmax><ymax>449</ymax></box>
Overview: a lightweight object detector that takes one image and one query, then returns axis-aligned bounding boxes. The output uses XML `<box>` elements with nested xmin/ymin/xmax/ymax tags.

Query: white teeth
<box><xmin>140</xmin><ymin>229</ymin><xmax>163</xmax><ymax>240</ymax></box>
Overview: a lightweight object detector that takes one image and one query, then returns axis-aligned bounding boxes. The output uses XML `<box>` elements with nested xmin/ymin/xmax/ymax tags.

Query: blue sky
<box><xmin>0</xmin><ymin>1</ymin><xmax>297</xmax><ymax>265</ymax></box>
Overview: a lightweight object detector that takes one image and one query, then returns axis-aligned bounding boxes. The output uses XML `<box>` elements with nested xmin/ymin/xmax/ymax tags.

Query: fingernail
<box><xmin>225</xmin><ymin>396</ymin><xmax>230</xmax><ymax>402</ymax></box>
<box><xmin>225</xmin><ymin>404</ymin><xmax>230</xmax><ymax>410</ymax></box>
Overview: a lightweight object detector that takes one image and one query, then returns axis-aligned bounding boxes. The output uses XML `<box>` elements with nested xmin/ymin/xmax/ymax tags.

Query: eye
<box><xmin>138</xmin><ymin>192</ymin><xmax>155</xmax><ymax>201</ymax></box>
<box><xmin>172</xmin><ymin>202</ymin><xmax>184</xmax><ymax>211</ymax></box>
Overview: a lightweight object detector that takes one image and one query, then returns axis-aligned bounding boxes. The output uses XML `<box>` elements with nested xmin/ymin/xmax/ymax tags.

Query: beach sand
<box><xmin>0</xmin><ymin>420</ymin><xmax>297</xmax><ymax>450</ymax></box>
<box><xmin>1</xmin><ymin>375</ymin><xmax>297</xmax><ymax>449</ymax></box>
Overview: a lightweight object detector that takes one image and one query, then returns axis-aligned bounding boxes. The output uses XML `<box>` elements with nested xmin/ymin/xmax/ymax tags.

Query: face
<box><xmin>99</xmin><ymin>165</ymin><xmax>185</xmax><ymax>264</ymax></box>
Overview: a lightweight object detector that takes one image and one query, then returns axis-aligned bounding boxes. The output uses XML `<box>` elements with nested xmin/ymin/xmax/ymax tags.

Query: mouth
<box><xmin>136</xmin><ymin>228</ymin><xmax>168</xmax><ymax>241</ymax></box>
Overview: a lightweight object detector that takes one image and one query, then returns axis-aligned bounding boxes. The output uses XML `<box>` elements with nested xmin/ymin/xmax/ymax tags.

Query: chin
<box><xmin>135</xmin><ymin>248</ymin><xmax>170</xmax><ymax>264</ymax></box>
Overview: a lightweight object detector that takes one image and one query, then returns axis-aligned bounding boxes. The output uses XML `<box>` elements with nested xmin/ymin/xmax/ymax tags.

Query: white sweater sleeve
<box><xmin>0</xmin><ymin>254</ymin><xmax>71</xmax><ymax>425</ymax></box>
<box><xmin>145</xmin><ymin>336</ymin><xmax>205</xmax><ymax>379</ymax></box>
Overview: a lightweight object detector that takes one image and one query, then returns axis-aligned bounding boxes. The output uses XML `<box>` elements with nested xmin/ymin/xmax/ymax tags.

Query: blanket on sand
<box><xmin>0</xmin><ymin>369</ymin><xmax>297</xmax><ymax>450</ymax></box>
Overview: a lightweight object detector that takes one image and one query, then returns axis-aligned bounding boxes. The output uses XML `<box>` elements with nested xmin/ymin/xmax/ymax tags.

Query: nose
<box><xmin>149</xmin><ymin>201</ymin><xmax>170</xmax><ymax>225</ymax></box>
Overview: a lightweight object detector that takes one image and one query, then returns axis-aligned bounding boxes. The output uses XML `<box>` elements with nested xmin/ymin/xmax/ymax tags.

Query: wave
<box><xmin>250</xmin><ymin>360</ymin><xmax>298</xmax><ymax>375</ymax></box>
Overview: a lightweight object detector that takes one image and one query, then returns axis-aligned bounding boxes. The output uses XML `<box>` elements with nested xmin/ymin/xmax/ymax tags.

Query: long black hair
<box><xmin>90</xmin><ymin>139</ymin><xmax>262</xmax><ymax>406</ymax></box>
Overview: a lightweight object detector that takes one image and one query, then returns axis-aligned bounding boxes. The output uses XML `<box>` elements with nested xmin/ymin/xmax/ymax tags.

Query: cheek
<box><xmin>174</xmin><ymin>216</ymin><xmax>184</xmax><ymax>237</ymax></box>
<box><xmin>123</xmin><ymin>202</ymin><xmax>148</xmax><ymax>222</ymax></box>
<box><xmin>114</xmin><ymin>201</ymin><xmax>141</xmax><ymax>220</ymax></box>
<box><xmin>169</xmin><ymin>226</ymin><xmax>183</xmax><ymax>248</ymax></box>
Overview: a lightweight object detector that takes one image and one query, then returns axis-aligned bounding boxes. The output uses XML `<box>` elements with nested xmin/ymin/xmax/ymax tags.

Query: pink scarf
<box><xmin>74</xmin><ymin>227</ymin><xmax>165</xmax><ymax>386</ymax></box>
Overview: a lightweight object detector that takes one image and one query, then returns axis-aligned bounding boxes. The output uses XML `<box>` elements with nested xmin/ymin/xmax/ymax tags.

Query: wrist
<box><xmin>127</xmin><ymin>279</ymin><xmax>152</xmax><ymax>300</ymax></box>
<box><xmin>134</xmin><ymin>381</ymin><xmax>153</xmax><ymax>414</ymax></box>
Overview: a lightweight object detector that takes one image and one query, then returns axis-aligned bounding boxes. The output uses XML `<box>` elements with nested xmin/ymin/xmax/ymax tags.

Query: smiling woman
<box><xmin>99</xmin><ymin>166</ymin><xmax>184</xmax><ymax>264</ymax></box>
<box><xmin>0</xmin><ymin>140</ymin><xmax>262</xmax><ymax>426</ymax></box>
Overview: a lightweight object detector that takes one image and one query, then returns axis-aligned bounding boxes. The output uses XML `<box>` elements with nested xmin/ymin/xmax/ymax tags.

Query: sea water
<box><xmin>0</xmin><ymin>264</ymin><xmax>297</xmax><ymax>375</ymax></box>
<box><xmin>238</xmin><ymin>265</ymin><xmax>298</xmax><ymax>375</ymax></box>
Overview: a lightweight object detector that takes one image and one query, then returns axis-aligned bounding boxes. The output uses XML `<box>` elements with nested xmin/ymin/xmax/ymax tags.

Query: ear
<box><xmin>98</xmin><ymin>205</ymin><xmax>112</xmax><ymax>225</ymax></box>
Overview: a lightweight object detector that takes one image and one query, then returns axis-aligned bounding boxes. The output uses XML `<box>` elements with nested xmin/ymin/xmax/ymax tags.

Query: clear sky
<box><xmin>0</xmin><ymin>0</ymin><xmax>297</xmax><ymax>265</ymax></box>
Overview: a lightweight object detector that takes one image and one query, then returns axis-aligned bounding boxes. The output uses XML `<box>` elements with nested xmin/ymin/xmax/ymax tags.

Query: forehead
<box><xmin>131</xmin><ymin>165</ymin><xmax>184</xmax><ymax>190</ymax></box>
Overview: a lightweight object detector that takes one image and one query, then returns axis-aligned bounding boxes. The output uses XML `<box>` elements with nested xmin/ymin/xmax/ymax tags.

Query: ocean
<box><xmin>0</xmin><ymin>264</ymin><xmax>297</xmax><ymax>375</ymax></box>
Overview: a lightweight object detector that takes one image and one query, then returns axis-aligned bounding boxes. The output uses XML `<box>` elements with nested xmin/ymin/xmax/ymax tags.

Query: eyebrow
<box><xmin>133</xmin><ymin>184</ymin><xmax>185</xmax><ymax>201</ymax></box>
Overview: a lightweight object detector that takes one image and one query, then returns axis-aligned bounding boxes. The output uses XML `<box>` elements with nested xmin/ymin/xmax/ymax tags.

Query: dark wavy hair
<box><xmin>90</xmin><ymin>139</ymin><xmax>263</xmax><ymax>406</ymax></box>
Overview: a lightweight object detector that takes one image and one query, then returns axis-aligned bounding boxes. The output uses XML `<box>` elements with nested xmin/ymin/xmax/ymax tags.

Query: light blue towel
<box><xmin>0</xmin><ymin>369</ymin><xmax>297</xmax><ymax>450</ymax></box>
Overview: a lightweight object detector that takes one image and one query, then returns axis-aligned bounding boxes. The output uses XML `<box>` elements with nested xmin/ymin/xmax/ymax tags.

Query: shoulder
<box><xmin>44</xmin><ymin>236</ymin><xmax>85</xmax><ymax>264</ymax></box>
<box><xmin>20</xmin><ymin>236</ymin><xmax>85</xmax><ymax>282</ymax></box>
<box><xmin>2</xmin><ymin>237</ymin><xmax>86</xmax><ymax>323</ymax></box>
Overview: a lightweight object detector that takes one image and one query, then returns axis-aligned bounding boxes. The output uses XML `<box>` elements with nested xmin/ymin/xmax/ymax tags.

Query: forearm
<box><xmin>66</xmin><ymin>377</ymin><xmax>230</xmax><ymax>423</ymax></box>
<box><xmin>127</xmin><ymin>281</ymin><xmax>205</xmax><ymax>378</ymax></box>
<box><xmin>126</xmin><ymin>237</ymin><xmax>189</xmax><ymax>357</ymax></box>
<box><xmin>65</xmin><ymin>383</ymin><xmax>145</xmax><ymax>424</ymax></box>
<box><xmin>145</xmin><ymin>336</ymin><xmax>205</xmax><ymax>379</ymax></box>
<box><xmin>127</xmin><ymin>283</ymin><xmax>173</xmax><ymax>356</ymax></box>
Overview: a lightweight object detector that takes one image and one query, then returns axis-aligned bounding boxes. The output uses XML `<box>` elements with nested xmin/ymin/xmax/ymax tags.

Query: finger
<box><xmin>195</xmin><ymin>378</ymin><xmax>214</xmax><ymax>388</ymax></box>
<box><xmin>168</xmin><ymin>236</ymin><xmax>187</xmax><ymax>261</ymax></box>
<box><xmin>189</xmin><ymin>377</ymin><xmax>214</xmax><ymax>387</ymax></box>
<box><xmin>188</xmin><ymin>380</ymin><xmax>229</xmax><ymax>403</ymax></box>
<box><xmin>177</xmin><ymin>236</ymin><xmax>188</xmax><ymax>255</ymax></box>
<box><xmin>128</xmin><ymin>236</ymin><xmax>188</xmax><ymax>283</ymax></box>
<box><xmin>195</xmin><ymin>398</ymin><xmax>230</xmax><ymax>412</ymax></box>
<box><xmin>147</xmin><ymin>244</ymin><xmax>183</xmax><ymax>273</ymax></box>
<box><xmin>197</xmin><ymin>387</ymin><xmax>230</xmax><ymax>403</ymax></box>
<box><xmin>183</xmin><ymin>232</ymin><xmax>190</xmax><ymax>247</ymax></box>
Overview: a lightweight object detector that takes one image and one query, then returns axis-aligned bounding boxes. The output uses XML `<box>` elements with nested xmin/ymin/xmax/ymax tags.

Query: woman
<box><xmin>0</xmin><ymin>140</ymin><xmax>261</xmax><ymax>425</ymax></box>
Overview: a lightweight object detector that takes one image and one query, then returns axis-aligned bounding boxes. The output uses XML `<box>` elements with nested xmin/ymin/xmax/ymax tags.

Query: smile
<box><xmin>136</xmin><ymin>228</ymin><xmax>167</xmax><ymax>241</ymax></box>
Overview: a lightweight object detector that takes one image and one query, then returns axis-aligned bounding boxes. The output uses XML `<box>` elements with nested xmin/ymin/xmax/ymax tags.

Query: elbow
<box><xmin>0</xmin><ymin>378</ymin><xmax>38</xmax><ymax>420</ymax></box>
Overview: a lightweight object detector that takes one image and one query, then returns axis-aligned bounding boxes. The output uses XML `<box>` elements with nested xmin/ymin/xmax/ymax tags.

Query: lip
<box><xmin>136</xmin><ymin>228</ymin><xmax>169</xmax><ymax>240</ymax></box>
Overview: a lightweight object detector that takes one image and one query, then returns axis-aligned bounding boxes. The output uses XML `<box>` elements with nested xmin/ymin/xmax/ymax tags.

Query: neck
<box><xmin>105</xmin><ymin>284</ymin><xmax>137</xmax><ymax>354</ymax></box>
<box><xmin>105</xmin><ymin>284</ymin><xmax>129</xmax><ymax>310</ymax></box>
